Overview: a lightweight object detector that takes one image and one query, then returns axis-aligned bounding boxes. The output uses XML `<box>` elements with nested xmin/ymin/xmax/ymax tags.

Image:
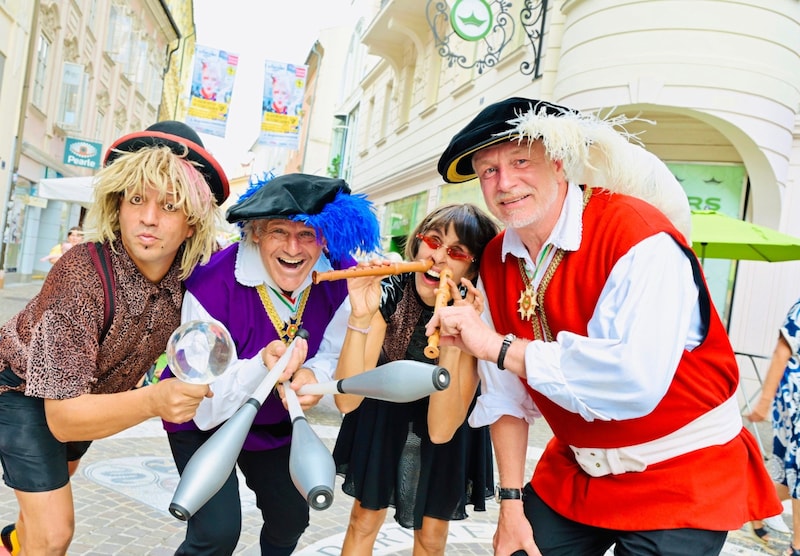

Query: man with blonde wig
<box><xmin>427</xmin><ymin>98</ymin><xmax>781</xmax><ymax>555</ymax></box>
<box><xmin>0</xmin><ymin>121</ymin><xmax>229</xmax><ymax>555</ymax></box>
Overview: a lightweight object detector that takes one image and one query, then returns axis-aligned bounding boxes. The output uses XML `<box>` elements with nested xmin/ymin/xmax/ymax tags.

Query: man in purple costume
<box><xmin>162</xmin><ymin>173</ymin><xmax>380</xmax><ymax>556</ymax></box>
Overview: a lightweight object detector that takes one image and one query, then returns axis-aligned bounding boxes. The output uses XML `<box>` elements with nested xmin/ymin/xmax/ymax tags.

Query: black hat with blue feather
<box><xmin>226</xmin><ymin>173</ymin><xmax>381</xmax><ymax>262</ymax></box>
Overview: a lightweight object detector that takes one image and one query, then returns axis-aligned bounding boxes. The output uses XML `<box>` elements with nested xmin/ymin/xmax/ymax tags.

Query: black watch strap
<box><xmin>495</xmin><ymin>485</ymin><xmax>522</xmax><ymax>502</ymax></box>
<box><xmin>497</xmin><ymin>333</ymin><xmax>516</xmax><ymax>370</ymax></box>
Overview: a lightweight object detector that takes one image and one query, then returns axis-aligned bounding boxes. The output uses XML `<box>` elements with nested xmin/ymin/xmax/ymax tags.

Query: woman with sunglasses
<box><xmin>332</xmin><ymin>203</ymin><xmax>499</xmax><ymax>555</ymax></box>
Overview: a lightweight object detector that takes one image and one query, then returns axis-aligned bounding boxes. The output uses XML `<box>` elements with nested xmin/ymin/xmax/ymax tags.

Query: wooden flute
<box><xmin>312</xmin><ymin>259</ymin><xmax>434</xmax><ymax>284</ymax></box>
<box><xmin>424</xmin><ymin>267</ymin><xmax>454</xmax><ymax>359</ymax></box>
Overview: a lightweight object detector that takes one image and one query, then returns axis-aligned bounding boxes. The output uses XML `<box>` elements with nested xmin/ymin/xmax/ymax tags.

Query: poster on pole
<box><xmin>186</xmin><ymin>45</ymin><xmax>238</xmax><ymax>138</ymax></box>
<box><xmin>259</xmin><ymin>60</ymin><xmax>307</xmax><ymax>149</ymax></box>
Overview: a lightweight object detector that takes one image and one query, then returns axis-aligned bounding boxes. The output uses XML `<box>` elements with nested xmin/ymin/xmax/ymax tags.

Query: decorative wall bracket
<box><xmin>520</xmin><ymin>0</ymin><xmax>548</xmax><ymax>79</ymax></box>
<box><xmin>425</xmin><ymin>0</ymin><xmax>548</xmax><ymax>79</ymax></box>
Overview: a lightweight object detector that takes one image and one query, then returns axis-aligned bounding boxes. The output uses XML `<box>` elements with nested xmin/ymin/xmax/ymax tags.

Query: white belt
<box><xmin>569</xmin><ymin>395</ymin><xmax>741</xmax><ymax>477</ymax></box>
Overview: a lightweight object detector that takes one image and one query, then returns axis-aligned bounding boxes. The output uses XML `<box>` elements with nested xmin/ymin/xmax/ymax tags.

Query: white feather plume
<box><xmin>503</xmin><ymin>105</ymin><xmax>692</xmax><ymax>240</ymax></box>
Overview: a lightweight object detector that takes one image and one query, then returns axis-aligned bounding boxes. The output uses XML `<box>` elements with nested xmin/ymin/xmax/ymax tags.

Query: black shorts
<box><xmin>0</xmin><ymin>367</ymin><xmax>92</xmax><ymax>492</ymax></box>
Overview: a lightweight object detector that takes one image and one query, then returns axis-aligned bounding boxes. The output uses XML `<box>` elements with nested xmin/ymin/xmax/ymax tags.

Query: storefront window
<box><xmin>666</xmin><ymin>162</ymin><xmax>747</xmax><ymax>325</ymax></box>
<box><xmin>383</xmin><ymin>192</ymin><xmax>428</xmax><ymax>255</ymax></box>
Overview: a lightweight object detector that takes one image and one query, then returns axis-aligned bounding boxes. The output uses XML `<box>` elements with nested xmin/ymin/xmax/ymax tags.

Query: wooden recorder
<box><xmin>424</xmin><ymin>267</ymin><xmax>453</xmax><ymax>359</ymax></box>
<box><xmin>312</xmin><ymin>260</ymin><xmax>433</xmax><ymax>284</ymax></box>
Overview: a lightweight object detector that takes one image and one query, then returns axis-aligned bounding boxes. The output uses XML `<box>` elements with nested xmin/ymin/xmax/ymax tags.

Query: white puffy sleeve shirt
<box><xmin>469</xmin><ymin>183</ymin><xmax>704</xmax><ymax>427</ymax></box>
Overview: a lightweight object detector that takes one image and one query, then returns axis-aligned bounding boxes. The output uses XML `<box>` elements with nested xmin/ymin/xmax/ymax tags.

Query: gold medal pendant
<box><xmin>518</xmin><ymin>285</ymin><xmax>536</xmax><ymax>321</ymax></box>
<box><xmin>257</xmin><ymin>284</ymin><xmax>310</xmax><ymax>344</ymax></box>
<box><xmin>283</xmin><ymin>319</ymin><xmax>300</xmax><ymax>342</ymax></box>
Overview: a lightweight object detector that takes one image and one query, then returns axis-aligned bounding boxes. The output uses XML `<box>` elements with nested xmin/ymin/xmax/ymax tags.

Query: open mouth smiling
<box><xmin>500</xmin><ymin>193</ymin><xmax>530</xmax><ymax>206</ymax></box>
<box><xmin>278</xmin><ymin>256</ymin><xmax>304</xmax><ymax>269</ymax></box>
<box><xmin>423</xmin><ymin>269</ymin><xmax>442</xmax><ymax>283</ymax></box>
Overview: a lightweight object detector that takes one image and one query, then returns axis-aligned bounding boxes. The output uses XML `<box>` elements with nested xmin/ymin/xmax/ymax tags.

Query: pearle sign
<box><xmin>63</xmin><ymin>137</ymin><xmax>103</xmax><ymax>169</ymax></box>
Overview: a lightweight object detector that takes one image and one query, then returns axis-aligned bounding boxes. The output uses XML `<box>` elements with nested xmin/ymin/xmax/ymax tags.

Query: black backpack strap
<box><xmin>87</xmin><ymin>241</ymin><xmax>116</xmax><ymax>343</ymax></box>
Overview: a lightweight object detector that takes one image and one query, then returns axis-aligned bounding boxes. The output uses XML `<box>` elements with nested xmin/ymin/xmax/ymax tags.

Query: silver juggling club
<box><xmin>168</xmin><ymin>330</ymin><xmax>309</xmax><ymax>521</ymax></box>
<box><xmin>283</xmin><ymin>382</ymin><xmax>336</xmax><ymax>510</ymax></box>
<box><xmin>297</xmin><ymin>360</ymin><xmax>450</xmax><ymax>402</ymax></box>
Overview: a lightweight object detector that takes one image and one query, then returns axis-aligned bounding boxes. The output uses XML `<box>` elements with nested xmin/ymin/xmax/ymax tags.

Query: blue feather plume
<box><xmin>292</xmin><ymin>191</ymin><xmax>381</xmax><ymax>262</ymax></box>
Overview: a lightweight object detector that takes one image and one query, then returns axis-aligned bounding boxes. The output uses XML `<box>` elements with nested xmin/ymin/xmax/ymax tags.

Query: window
<box><xmin>106</xmin><ymin>3</ymin><xmax>132</xmax><ymax>68</ymax></box>
<box><xmin>57</xmin><ymin>62</ymin><xmax>86</xmax><ymax>127</ymax></box>
<box><xmin>94</xmin><ymin>110</ymin><xmax>105</xmax><ymax>141</ymax></box>
<box><xmin>365</xmin><ymin>96</ymin><xmax>375</xmax><ymax>144</ymax></box>
<box><xmin>0</xmin><ymin>53</ymin><xmax>5</xmax><ymax>99</ymax></box>
<box><xmin>32</xmin><ymin>34</ymin><xmax>50</xmax><ymax>109</ymax></box>
<box><xmin>148</xmin><ymin>62</ymin><xmax>162</xmax><ymax>106</ymax></box>
<box><xmin>129</xmin><ymin>33</ymin><xmax>148</xmax><ymax>81</ymax></box>
<box><xmin>342</xmin><ymin>20</ymin><xmax>367</xmax><ymax>100</ymax></box>
<box><xmin>340</xmin><ymin>106</ymin><xmax>359</xmax><ymax>182</ymax></box>
<box><xmin>380</xmin><ymin>81</ymin><xmax>393</xmax><ymax>139</ymax></box>
<box><xmin>86</xmin><ymin>0</ymin><xmax>98</xmax><ymax>28</ymax></box>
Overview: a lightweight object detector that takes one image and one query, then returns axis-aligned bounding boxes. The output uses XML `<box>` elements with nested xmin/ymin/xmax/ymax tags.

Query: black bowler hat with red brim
<box><xmin>104</xmin><ymin>121</ymin><xmax>230</xmax><ymax>205</ymax></box>
<box><xmin>437</xmin><ymin>97</ymin><xmax>577</xmax><ymax>183</ymax></box>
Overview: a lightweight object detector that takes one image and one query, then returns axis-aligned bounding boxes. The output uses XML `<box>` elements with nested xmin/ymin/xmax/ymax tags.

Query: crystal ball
<box><xmin>166</xmin><ymin>320</ymin><xmax>234</xmax><ymax>384</ymax></box>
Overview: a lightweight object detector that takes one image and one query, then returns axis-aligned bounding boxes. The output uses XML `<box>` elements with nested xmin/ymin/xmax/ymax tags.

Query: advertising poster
<box><xmin>259</xmin><ymin>60</ymin><xmax>307</xmax><ymax>149</ymax></box>
<box><xmin>187</xmin><ymin>45</ymin><xmax>238</xmax><ymax>138</ymax></box>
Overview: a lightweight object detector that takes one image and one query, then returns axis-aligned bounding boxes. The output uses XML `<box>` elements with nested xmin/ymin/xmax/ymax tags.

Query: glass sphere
<box><xmin>166</xmin><ymin>320</ymin><xmax>234</xmax><ymax>384</ymax></box>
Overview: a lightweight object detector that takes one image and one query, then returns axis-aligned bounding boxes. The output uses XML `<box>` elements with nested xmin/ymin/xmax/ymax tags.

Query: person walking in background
<box><xmin>162</xmin><ymin>173</ymin><xmax>381</xmax><ymax>556</ymax></box>
<box><xmin>426</xmin><ymin>97</ymin><xmax>781</xmax><ymax>556</ymax></box>
<box><xmin>41</xmin><ymin>226</ymin><xmax>84</xmax><ymax>265</ymax></box>
<box><xmin>333</xmin><ymin>203</ymin><xmax>499</xmax><ymax>556</ymax></box>
<box><xmin>747</xmin><ymin>297</ymin><xmax>800</xmax><ymax>556</ymax></box>
<box><xmin>0</xmin><ymin>121</ymin><xmax>229</xmax><ymax>556</ymax></box>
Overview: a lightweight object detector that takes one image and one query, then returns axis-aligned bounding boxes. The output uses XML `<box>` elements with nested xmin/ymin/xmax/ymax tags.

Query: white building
<box><xmin>324</xmin><ymin>0</ymin><xmax>800</xmax><ymax>372</ymax></box>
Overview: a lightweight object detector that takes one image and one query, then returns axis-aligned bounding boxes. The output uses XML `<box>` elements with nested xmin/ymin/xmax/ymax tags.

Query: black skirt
<box><xmin>333</xmin><ymin>392</ymin><xmax>493</xmax><ymax>529</ymax></box>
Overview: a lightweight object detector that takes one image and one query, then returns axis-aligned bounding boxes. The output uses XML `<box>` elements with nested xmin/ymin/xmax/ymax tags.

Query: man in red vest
<box><xmin>427</xmin><ymin>97</ymin><xmax>781</xmax><ymax>555</ymax></box>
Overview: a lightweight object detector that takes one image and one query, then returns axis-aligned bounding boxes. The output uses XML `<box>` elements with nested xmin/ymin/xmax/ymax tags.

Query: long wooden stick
<box><xmin>424</xmin><ymin>267</ymin><xmax>453</xmax><ymax>359</ymax></box>
<box><xmin>312</xmin><ymin>260</ymin><xmax>433</xmax><ymax>284</ymax></box>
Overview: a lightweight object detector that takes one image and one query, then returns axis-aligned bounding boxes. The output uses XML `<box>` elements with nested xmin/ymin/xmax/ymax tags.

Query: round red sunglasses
<box><xmin>415</xmin><ymin>233</ymin><xmax>474</xmax><ymax>262</ymax></box>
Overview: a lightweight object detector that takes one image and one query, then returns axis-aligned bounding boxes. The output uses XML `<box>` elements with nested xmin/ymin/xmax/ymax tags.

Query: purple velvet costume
<box><xmin>161</xmin><ymin>242</ymin><xmax>350</xmax><ymax>451</ymax></box>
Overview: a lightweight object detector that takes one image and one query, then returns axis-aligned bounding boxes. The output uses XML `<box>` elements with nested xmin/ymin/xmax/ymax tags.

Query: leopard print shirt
<box><xmin>0</xmin><ymin>239</ymin><xmax>183</xmax><ymax>398</ymax></box>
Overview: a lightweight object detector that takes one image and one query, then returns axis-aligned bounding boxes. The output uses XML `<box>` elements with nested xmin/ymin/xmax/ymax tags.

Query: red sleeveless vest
<box><xmin>480</xmin><ymin>189</ymin><xmax>780</xmax><ymax>530</ymax></box>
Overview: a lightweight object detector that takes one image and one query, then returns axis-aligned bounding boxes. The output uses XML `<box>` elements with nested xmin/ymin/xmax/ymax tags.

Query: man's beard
<box><xmin>497</xmin><ymin>183</ymin><xmax>558</xmax><ymax>229</ymax></box>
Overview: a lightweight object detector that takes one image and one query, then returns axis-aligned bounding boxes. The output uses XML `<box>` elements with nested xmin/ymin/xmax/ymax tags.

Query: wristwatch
<box><xmin>494</xmin><ymin>485</ymin><xmax>522</xmax><ymax>503</ymax></box>
<box><xmin>497</xmin><ymin>333</ymin><xmax>516</xmax><ymax>370</ymax></box>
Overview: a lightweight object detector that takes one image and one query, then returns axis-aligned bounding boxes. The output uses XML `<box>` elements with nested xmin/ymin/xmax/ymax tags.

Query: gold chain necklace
<box><xmin>517</xmin><ymin>186</ymin><xmax>592</xmax><ymax>340</ymax></box>
<box><xmin>517</xmin><ymin>243</ymin><xmax>553</xmax><ymax>321</ymax></box>
<box><xmin>517</xmin><ymin>251</ymin><xmax>563</xmax><ymax>341</ymax></box>
<box><xmin>256</xmin><ymin>284</ymin><xmax>310</xmax><ymax>344</ymax></box>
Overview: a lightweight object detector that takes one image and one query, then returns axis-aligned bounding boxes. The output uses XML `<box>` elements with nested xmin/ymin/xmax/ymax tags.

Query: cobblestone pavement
<box><xmin>0</xmin><ymin>280</ymin><xmax>791</xmax><ymax>555</ymax></box>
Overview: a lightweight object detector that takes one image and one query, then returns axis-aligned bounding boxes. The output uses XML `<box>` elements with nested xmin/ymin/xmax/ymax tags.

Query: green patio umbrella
<box><xmin>691</xmin><ymin>210</ymin><xmax>800</xmax><ymax>263</ymax></box>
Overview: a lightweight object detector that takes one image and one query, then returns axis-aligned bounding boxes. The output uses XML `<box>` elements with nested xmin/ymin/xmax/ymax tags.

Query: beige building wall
<box><xmin>333</xmin><ymin>0</ymin><xmax>800</xmax><ymax>360</ymax></box>
<box><xmin>0</xmin><ymin>0</ymin><xmax>36</xmax><ymax>282</ymax></box>
<box><xmin>2</xmin><ymin>0</ymin><xmax>186</xmax><ymax>284</ymax></box>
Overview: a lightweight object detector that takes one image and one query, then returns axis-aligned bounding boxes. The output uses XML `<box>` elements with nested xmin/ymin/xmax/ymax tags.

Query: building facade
<box><xmin>322</xmin><ymin>0</ymin><xmax>800</xmax><ymax>365</ymax></box>
<box><xmin>0</xmin><ymin>0</ymin><xmax>36</xmax><ymax>286</ymax></box>
<box><xmin>0</xmin><ymin>0</ymin><xmax>193</xmax><ymax>286</ymax></box>
<box><xmin>284</xmin><ymin>26</ymin><xmax>353</xmax><ymax>179</ymax></box>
